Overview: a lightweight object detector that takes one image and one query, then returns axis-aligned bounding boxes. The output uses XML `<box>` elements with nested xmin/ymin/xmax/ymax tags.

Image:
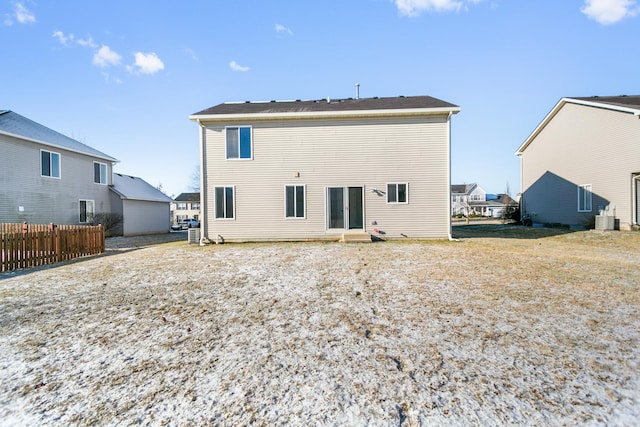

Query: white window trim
<box><xmin>225</xmin><ymin>125</ymin><xmax>253</xmax><ymax>160</ymax></box>
<box><xmin>577</xmin><ymin>184</ymin><xmax>592</xmax><ymax>212</ymax></box>
<box><xmin>284</xmin><ymin>184</ymin><xmax>306</xmax><ymax>219</ymax></box>
<box><xmin>214</xmin><ymin>185</ymin><xmax>236</xmax><ymax>220</ymax></box>
<box><xmin>386</xmin><ymin>182</ymin><xmax>409</xmax><ymax>204</ymax></box>
<box><xmin>79</xmin><ymin>199</ymin><xmax>95</xmax><ymax>223</ymax></box>
<box><xmin>41</xmin><ymin>149</ymin><xmax>61</xmax><ymax>179</ymax></box>
<box><xmin>93</xmin><ymin>161</ymin><xmax>108</xmax><ymax>185</ymax></box>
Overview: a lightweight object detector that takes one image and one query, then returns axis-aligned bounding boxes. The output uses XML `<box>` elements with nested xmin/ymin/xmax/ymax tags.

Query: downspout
<box><xmin>446</xmin><ymin>111</ymin><xmax>457</xmax><ymax>241</ymax></box>
<box><xmin>198</xmin><ymin>119</ymin><xmax>209</xmax><ymax>243</ymax></box>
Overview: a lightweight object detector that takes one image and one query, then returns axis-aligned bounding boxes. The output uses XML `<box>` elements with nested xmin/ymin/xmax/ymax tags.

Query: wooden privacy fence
<box><xmin>1</xmin><ymin>222</ymin><xmax>104</xmax><ymax>272</ymax></box>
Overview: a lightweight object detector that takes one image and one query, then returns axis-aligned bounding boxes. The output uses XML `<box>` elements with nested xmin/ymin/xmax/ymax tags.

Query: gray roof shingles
<box><xmin>174</xmin><ymin>192</ymin><xmax>200</xmax><ymax>202</ymax></box>
<box><xmin>192</xmin><ymin>96</ymin><xmax>459</xmax><ymax>116</ymax></box>
<box><xmin>111</xmin><ymin>173</ymin><xmax>173</xmax><ymax>203</ymax></box>
<box><xmin>572</xmin><ymin>95</ymin><xmax>640</xmax><ymax>111</ymax></box>
<box><xmin>0</xmin><ymin>110</ymin><xmax>117</xmax><ymax>162</ymax></box>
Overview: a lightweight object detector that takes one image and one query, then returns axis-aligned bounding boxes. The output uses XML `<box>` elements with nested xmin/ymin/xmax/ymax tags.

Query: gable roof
<box><xmin>516</xmin><ymin>95</ymin><xmax>640</xmax><ymax>155</ymax></box>
<box><xmin>110</xmin><ymin>173</ymin><xmax>173</xmax><ymax>203</ymax></box>
<box><xmin>174</xmin><ymin>192</ymin><xmax>200</xmax><ymax>202</ymax></box>
<box><xmin>190</xmin><ymin>96</ymin><xmax>460</xmax><ymax>121</ymax></box>
<box><xmin>0</xmin><ymin>110</ymin><xmax>117</xmax><ymax>162</ymax></box>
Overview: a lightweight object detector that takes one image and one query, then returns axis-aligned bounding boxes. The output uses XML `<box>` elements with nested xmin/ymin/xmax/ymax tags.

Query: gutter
<box><xmin>189</xmin><ymin>107</ymin><xmax>461</xmax><ymax>123</ymax></box>
<box><xmin>0</xmin><ymin>129</ymin><xmax>119</xmax><ymax>164</ymax></box>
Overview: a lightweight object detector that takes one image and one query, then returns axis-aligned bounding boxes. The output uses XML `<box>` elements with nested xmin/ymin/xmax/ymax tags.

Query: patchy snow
<box><xmin>0</xmin><ymin>232</ymin><xmax>639</xmax><ymax>425</ymax></box>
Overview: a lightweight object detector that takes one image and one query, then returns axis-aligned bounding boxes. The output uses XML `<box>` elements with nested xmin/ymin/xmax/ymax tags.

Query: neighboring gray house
<box><xmin>0</xmin><ymin>110</ymin><xmax>118</xmax><ymax>225</ymax></box>
<box><xmin>190</xmin><ymin>95</ymin><xmax>460</xmax><ymax>242</ymax></box>
<box><xmin>110</xmin><ymin>173</ymin><xmax>173</xmax><ymax>236</ymax></box>
<box><xmin>516</xmin><ymin>96</ymin><xmax>640</xmax><ymax>230</ymax></box>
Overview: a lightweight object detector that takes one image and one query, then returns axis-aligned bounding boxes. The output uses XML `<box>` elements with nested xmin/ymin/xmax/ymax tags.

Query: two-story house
<box><xmin>451</xmin><ymin>183</ymin><xmax>488</xmax><ymax>216</ymax></box>
<box><xmin>516</xmin><ymin>96</ymin><xmax>640</xmax><ymax>230</ymax></box>
<box><xmin>171</xmin><ymin>192</ymin><xmax>201</xmax><ymax>226</ymax></box>
<box><xmin>190</xmin><ymin>96</ymin><xmax>460</xmax><ymax>242</ymax></box>
<box><xmin>0</xmin><ymin>110</ymin><xmax>118</xmax><ymax>225</ymax></box>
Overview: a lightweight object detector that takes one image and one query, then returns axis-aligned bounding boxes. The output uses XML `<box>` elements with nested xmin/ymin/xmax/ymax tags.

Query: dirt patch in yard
<box><xmin>1</xmin><ymin>226</ymin><xmax>638</xmax><ymax>425</ymax></box>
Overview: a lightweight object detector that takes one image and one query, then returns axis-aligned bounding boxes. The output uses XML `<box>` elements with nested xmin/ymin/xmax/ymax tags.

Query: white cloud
<box><xmin>52</xmin><ymin>30</ymin><xmax>74</xmax><ymax>46</ymax></box>
<box><xmin>14</xmin><ymin>2</ymin><xmax>35</xmax><ymax>24</ymax></box>
<box><xmin>129</xmin><ymin>52</ymin><xmax>165</xmax><ymax>74</ymax></box>
<box><xmin>77</xmin><ymin>36</ymin><xmax>98</xmax><ymax>49</ymax></box>
<box><xmin>275</xmin><ymin>23</ymin><xmax>293</xmax><ymax>36</ymax></box>
<box><xmin>93</xmin><ymin>45</ymin><xmax>122</xmax><ymax>68</ymax></box>
<box><xmin>581</xmin><ymin>0</ymin><xmax>639</xmax><ymax>24</ymax></box>
<box><xmin>185</xmin><ymin>47</ymin><xmax>198</xmax><ymax>61</ymax></box>
<box><xmin>394</xmin><ymin>0</ymin><xmax>463</xmax><ymax>16</ymax></box>
<box><xmin>4</xmin><ymin>2</ymin><xmax>35</xmax><ymax>25</ymax></box>
<box><xmin>101</xmin><ymin>71</ymin><xmax>122</xmax><ymax>84</ymax></box>
<box><xmin>229</xmin><ymin>60</ymin><xmax>250</xmax><ymax>72</ymax></box>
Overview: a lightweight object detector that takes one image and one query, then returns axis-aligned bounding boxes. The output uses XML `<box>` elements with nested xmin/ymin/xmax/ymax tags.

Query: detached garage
<box><xmin>109</xmin><ymin>173</ymin><xmax>173</xmax><ymax>236</ymax></box>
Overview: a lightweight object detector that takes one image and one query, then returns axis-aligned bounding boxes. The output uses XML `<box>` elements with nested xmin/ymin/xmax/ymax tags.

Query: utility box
<box><xmin>595</xmin><ymin>215</ymin><xmax>615</xmax><ymax>230</ymax></box>
<box><xmin>188</xmin><ymin>227</ymin><xmax>201</xmax><ymax>244</ymax></box>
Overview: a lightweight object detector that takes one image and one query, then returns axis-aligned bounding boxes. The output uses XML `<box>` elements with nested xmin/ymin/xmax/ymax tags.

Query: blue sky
<box><xmin>2</xmin><ymin>0</ymin><xmax>638</xmax><ymax>197</ymax></box>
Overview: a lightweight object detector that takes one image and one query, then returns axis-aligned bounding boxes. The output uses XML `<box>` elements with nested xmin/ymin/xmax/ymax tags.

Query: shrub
<box><xmin>90</xmin><ymin>213</ymin><xmax>123</xmax><ymax>236</ymax></box>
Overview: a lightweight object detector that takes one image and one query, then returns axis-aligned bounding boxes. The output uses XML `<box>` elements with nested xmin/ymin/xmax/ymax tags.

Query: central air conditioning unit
<box><xmin>595</xmin><ymin>215</ymin><xmax>615</xmax><ymax>230</ymax></box>
<box><xmin>188</xmin><ymin>227</ymin><xmax>201</xmax><ymax>244</ymax></box>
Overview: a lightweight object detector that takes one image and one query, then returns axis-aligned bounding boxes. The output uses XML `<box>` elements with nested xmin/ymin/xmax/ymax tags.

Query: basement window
<box><xmin>285</xmin><ymin>185</ymin><xmax>305</xmax><ymax>218</ymax></box>
<box><xmin>578</xmin><ymin>184</ymin><xmax>592</xmax><ymax>212</ymax></box>
<box><xmin>215</xmin><ymin>186</ymin><xmax>235</xmax><ymax>219</ymax></box>
<box><xmin>387</xmin><ymin>183</ymin><xmax>408</xmax><ymax>204</ymax></box>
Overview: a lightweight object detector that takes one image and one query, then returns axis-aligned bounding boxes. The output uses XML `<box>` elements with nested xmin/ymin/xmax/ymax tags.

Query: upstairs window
<box><xmin>578</xmin><ymin>184</ymin><xmax>592</xmax><ymax>212</ymax></box>
<box><xmin>387</xmin><ymin>183</ymin><xmax>408</xmax><ymax>204</ymax></box>
<box><xmin>192</xmin><ymin>202</ymin><xmax>200</xmax><ymax>210</ymax></box>
<box><xmin>177</xmin><ymin>202</ymin><xmax>187</xmax><ymax>210</ymax></box>
<box><xmin>94</xmin><ymin>162</ymin><xmax>107</xmax><ymax>184</ymax></box>
<box><xmin>41</xmin><ymin>150</ymin><xmax>60</xmax><ymax>178</ymax></box>
<box><xmin>226</xmin><ymin>126</ymin><xmax>252</xmax><ymax>159</ymax></box>
<box><xmin>215</xmin><ymin>186</ymin><xmax>235</xmax><ymax>219</ymax></box>
<box><xmin>285</xmin><ymin>185</ymin><xmax>305</xmax><ymax>218</ymax></box>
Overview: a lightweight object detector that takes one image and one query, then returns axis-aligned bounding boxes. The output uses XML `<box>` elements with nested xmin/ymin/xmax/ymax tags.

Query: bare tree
<box><xmin>190</xmin><ymin>165</ymin><xmax>200</xmax><ymax>192</ymax></box>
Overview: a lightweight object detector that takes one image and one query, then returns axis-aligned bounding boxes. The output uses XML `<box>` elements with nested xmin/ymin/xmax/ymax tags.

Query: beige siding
<box><xmin>202</xmin><ymin>116</ymin><xmax>451</xmax><ymax>241</ymax></box>
<box><xmin>0</xmin><ymin>134</ymin><xmax>112</xmax><ymax>225</ymax></box>
<box><xmin>521</xmin><ymin>103</ymin><xmax>640</xmax><ymax>228</ymax></box>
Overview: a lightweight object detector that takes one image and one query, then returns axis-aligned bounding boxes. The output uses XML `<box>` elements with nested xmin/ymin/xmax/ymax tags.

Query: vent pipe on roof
<box><xmin>355</xmin><ymin>83</ymin><xmax>360</xmax><ymax>100</ymax></box>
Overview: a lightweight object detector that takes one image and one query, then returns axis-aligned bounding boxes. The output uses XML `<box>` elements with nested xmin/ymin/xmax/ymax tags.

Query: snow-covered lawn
<box><xmin>1</xmin><ymin>227</ymin><xmax>639</xmax><ymax>425</ymax></box>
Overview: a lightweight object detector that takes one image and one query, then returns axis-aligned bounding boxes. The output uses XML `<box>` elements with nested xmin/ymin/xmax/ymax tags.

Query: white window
<box><xmin>41</xmin><ymin>150</ymin><xmax>61</xmax><ymax>178</ymax></box>
<box><xmin>215</xmin><ymin>186</ymin><xmax>235</xmax><ymax>219</ymax></box>
<box><xmin>578</xmin><ymin>184</ymin><xmax>592</xmax><ymax>212</ymax></box>
<box><xmin>226</xmin><ymin>126</ymin><xmax>252</xmax><ymax>159</ymax></box>
<box><xmin>285</xmin><ymin>185</ymin><xmax>305</xmax><ymax>218</ymax></box>
<box><xmin>177</xmin><ymin>202</ymin><xmax>187</xmax><ymax>210</ymax></box>
<box><xmin>79</xmin><ymin>200</ymin><xmax>95</xmax><ymax>223</ymax></box>
<box><xmin>94</xmin><ymin>162</ymin><xmax>107</xmax><ymax>184</ymax></box>
<box><xmin>387</xmin><ymin>183</ymin><xmax>408</xmax><ymax>204</ymax></box>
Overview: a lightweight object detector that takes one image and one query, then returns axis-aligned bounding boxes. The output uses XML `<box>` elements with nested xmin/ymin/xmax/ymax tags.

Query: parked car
<box><xmin>184</xmin><ymin>219</ymin><xmax>200</xmax><ymax>229</ymax></box>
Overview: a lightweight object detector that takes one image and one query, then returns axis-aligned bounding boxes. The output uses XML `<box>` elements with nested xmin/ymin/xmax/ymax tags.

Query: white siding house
<box><xmin>0</xmin><ymin>110</ymin><xmax>117</xmax><ymax>225</ymax></box>
<box><xmin>190</xmin><ymin>96</ymin><xmax>460</xmax><ymax>242</ymax></box>
<box><xmin>516</xmin><ymin>96</ymin><xmax>640</xmax><ymax>230</ymax></box>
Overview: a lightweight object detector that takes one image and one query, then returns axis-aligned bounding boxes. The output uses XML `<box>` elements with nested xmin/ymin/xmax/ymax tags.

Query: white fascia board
<box><xmin>189</xmin><ymin>106</ymin><xmax>461</xmax><ymax>122</ymax></box>
<box><xmin>0</xmin><ymin>129</ymin><xmax>119</xmax><ymax>163</ymax></box>
<box><xmin>565</xmin><ymin>98</ymin><xmax>640</xmax><ymax>115</ymax></box>
<box><xmin>515</xmin><ymin>98</ymin><xmax>568</xmax><ymax>156</ymax></box>
<box><xmin>515</xmin><ymin>97</ymin><xmax>640</xmax><ymax>156</ymax></box>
